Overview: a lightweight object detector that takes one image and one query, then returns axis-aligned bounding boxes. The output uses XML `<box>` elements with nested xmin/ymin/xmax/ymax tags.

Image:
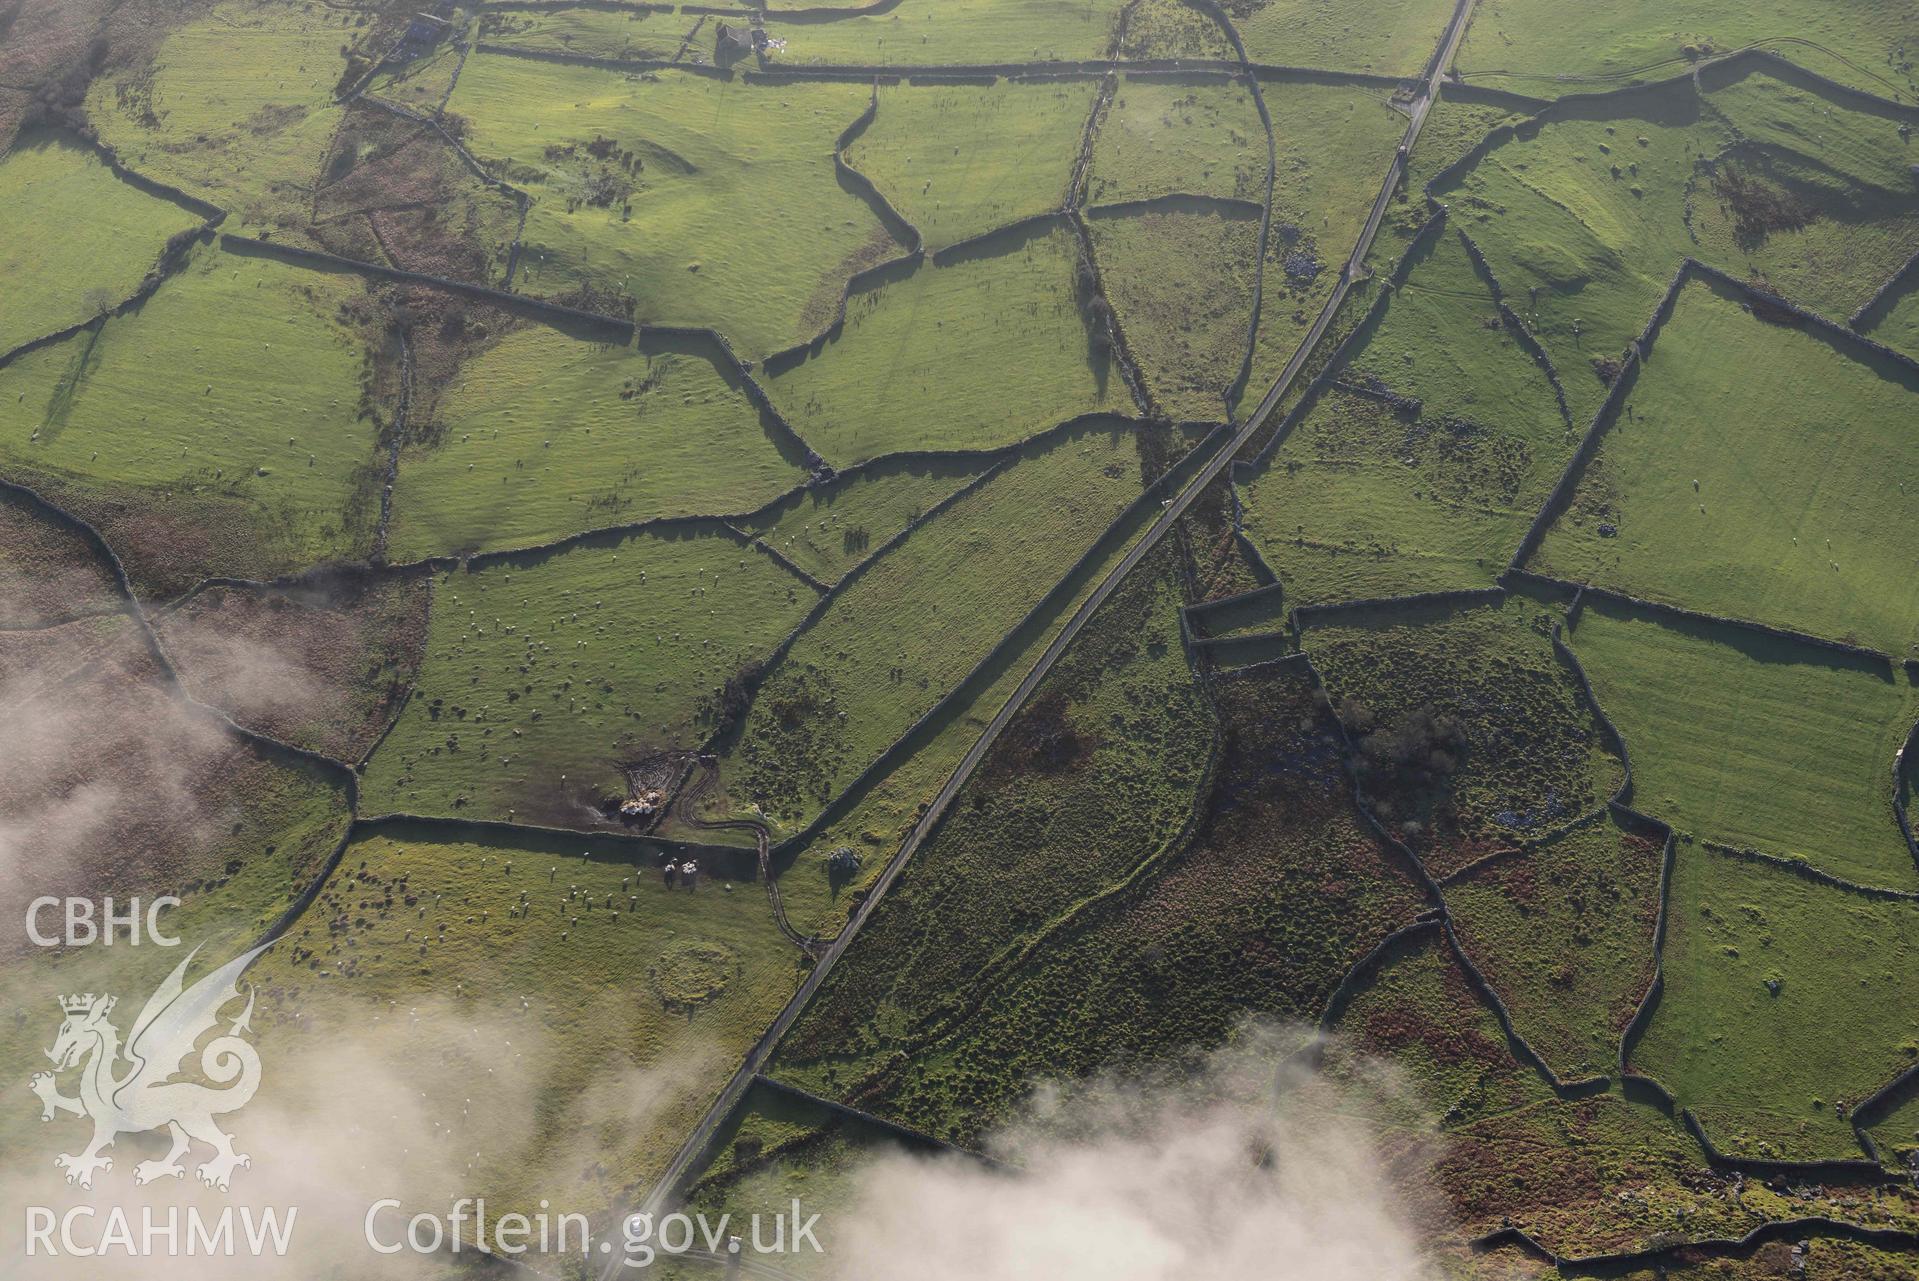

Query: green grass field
<box><xmin>1455</xmin><ymin>0</ymin><xmax>1919</xmax><ymax>100</ymax></box>
<box><xmin>717</xmin><ymin>421</ymin><xmax>1155</xmax><ymax>835</ymax></box>
<box><xmin>741</xmin><ymin>456</ymin><xmax>989</xmax><ymax>586</ymax></box>
<box><xmin>361</xmin><ymin>525</ymin><xmax>816</xmax><ymax>821</ymax></box>
<box><xmin>1536</xmin><ymin>278</ymin><xmax>1919</xmax><ymax>656</ymax></box>
<box><xmin>1232</xmin><ymin>0</ymin><xmax>1460</xmax><ymax>74</ymax></box>
<box><xmin>764</xmin><ymin>0</ymin><xmax>1128</xmax><ymax>67</ymax></box>
<box><xmin>1632</xmin><ymin>844</ymin><xmax>1919</xmax><ymax>1161</ymax></box>
<box><xmin>0</xmin><ymin>243</ymin><xmax>384</xmax><ymax>592</ymax></box>
<box><xmin>1446</xmin><ymin>816</ymin><xmax>1664</xmax><ymax>1081</ymax></box>
<box><xmin>85</xmin><ymin>1</ymin><xmax>351</xmax><ymax>233</ymax></box>
<box><xmin>1087</xmin><ymin>76</ymin><xmax>1268</xmax><ymax>206</ymax></box>
<box><xmin>845</xmin><ymin>80</ymin><xmax>1094</xmax><ymax>251</ymax></box>
<box><xmin>1089</xmin><ymin>207</ymin><xmax>1260</xmax><ymax>420</ymax></box>
<box><xmin>1241</xmin><ymin>226</ymin><xmax>1578</xmax><ymax>604</ymax></box>
<box><xmin>388</xmin><ymin>325</ymin><xmax>810</xmax><ymax>560</ymax></box>
<box><xmin>1235</xmin><ymin>82</ymin><xmax>1407</xmax><ymax>415</ymax></box>
<box><xmin>764</xmin><ymin>224</ymin><xmax>1120</xmax><ymax>464</ymax></box>
<box><xmin>1863</xmin><ymin>268</ymin><xmax>1919</xmax><ymax>359</ymax></box>
<box><xmin>247</xmin><ymin>824</ymin><xmax>801</xmax><ymax>1214</ymax></box>
<box><xmin>1302</xmin><ymin>594</ymin><xmax>1625</xmax><ymax>878</ymax></box>
<box><xmin>0</xmin><ymin>132</ymin><xmax>203</xmax><ymax>355</ymax></box>
<box><xmin>1565</xmin><ymin>598</ymin><xmax>1919</xmax><ymax>889</ymax></box>
<box><xmin>447</xmin><ymin>56</ymin><xmax>886</xmax><ymax>357</ymax></box>
<box><xmin>1437</xmin><ymin>69</ymin><xmax>1919</xmax><ymax>425</ymax></box>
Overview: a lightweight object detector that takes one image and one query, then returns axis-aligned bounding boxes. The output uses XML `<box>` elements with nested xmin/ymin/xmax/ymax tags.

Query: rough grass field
<box><xmin>0</xmin><ymin>708</ymin><xmax>352</xmax><ymax>1159</ymax></box>
<box><xmin>1303</xmin><ymin>596</ymin><xmax>1623</xmax><ymax>879</ymax></box>
<box><xmin>1436</xmin><ymin>69</ymin><xmax>1919</xmax><ymax>424</ymax></box>
<box><xmin>85</xmin><ymin>1</ymin><xmax>351</xmax><ymax>232</ymax></box>
<box><xmin>1446</xmin><ymin>816</ymin><xmax>1664</xmax><ymax>1082</ymax></box>
<box><xmin>447</xmin><ymin>57</ymin><xmax>885</xmax><ymax>356</ymax></box>
<box><xmin>247</xmin><ymin>824</ymin><xmax>801</xmax><ymax>1216</ymax></box>
<box><xmin>774</xmin><ymin>660</ymin><xmax>1429</xmax><ymax>1144</ymax></box>
<box><xmin>361</xmin><ymin>526</ymin><xmax>815</xmax><ymax>822</ymax></box>
<box><xmin>1454</xmin><ymin>0</ymin><xmax>1919</xmax><ymax>100</ymax></box>
<box><xmin>1240</xmin><ymin>227</ymin><xmax>1577</xmax><ymax>604</ymax></box>
<box><xmin>756</xmin><ymin>546</ymin><xmax>1210</xmax><ymax>1099</ymax></box>
<box><xmin>1231</xmin><ymin>0</ymin><xmax>1460</xmax><ymax>75</ymax></box>
<box><xmin>846</xmin><ymin>80</ymin><xmax>1095</xmax><ymax>251</ymax></box>
<box><xmin>1632</xmin><ymin>844</ymin><xmax>1919</xmax><ymax>1162</ymax></box>
<box><xmin>475</xmin><ymin>4</ymin><xmax>686</xmax><ymax>61</ymax></box>
<box><xmin>155</xmin><ymin>575</ymin><xmax>430</xmax><ymax>761</ymax></box>
<box><xmin>0</xmin><ymin>131</ymin><xmax>202</xmax><ymax>354</ymax></box>
<box><xmin>0</xmin><ymin>244</ymin><xmax>386</xmax><ymax>592</ymax></box>
<box><xmin>1086</xmin><ymin>76</ymin><xmax>1268</xmax><ymax>206</ymax></box>
<box><xmin>1317</xmin><ymin>929</ymin><xmax>1552</xmax><ymax>1131</ymax></box>
<box><xmin>764</xmin><ymin>224</ymin><xmax>1119</xmax><ymax>464</ymax></box>
<box><xmin>764</xmin><ymin>0</ymin><xmax>1128</xmax><ymax>67</ymax></box>
<box><xmin>1565</xmin><ymin>598</ymin><xmax>1919</xmax><ymax>890</ymax></box>
<box><xmin>1090</xmin><ymin>206</ymin><xmax>1261</xmax><ymax>420</ymax></box>
<box><xmin>0</xmin><ymin>490</ymin><xmax>120</xmax><ymax>628</ymax></box>
<box><xmin>388</xmin><ymin>325</ymin><xmax>810</xmax><ymax>560</ymax></box>
<box><xmin>1535</xmin><ymin>278</ymin><xmax>1919</xmax><ymax>656</ymax></box>
<box><xmin>671</xmin><ymin>1085</ymin><xmax>891</xmax><ymax>1280</ymax></box>
<box><xmin>716</xmin><ymin>422</ymin><xmax>1156</xmax><ymax>835</ymax></box>
<box><xmin>741</xmin><ymin>457</ymin><xmax>988</xmax><ymax>587</ymax></box>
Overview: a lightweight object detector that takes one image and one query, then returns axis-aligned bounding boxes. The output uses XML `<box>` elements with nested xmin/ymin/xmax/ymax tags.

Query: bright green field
<box><xmin>765</xmin><ymin>224</ymin><xmax>1120</xmax><ymax>465</ymax></box>
<box><xmin>720</xmin><ymin>422</ymin><xmax>1152</xmax><ymax>834</ymax></box>
<box><xmin>1087</xmin><ymin>76</ymin><xmax>1268</xmax><ymax>206</ymax></box>
<box><xmin>1536</xmin><ymin>278</ymin><xmax>1919</xmax><ymax>656</ymax></box>
<box><xmin>1455</xmin><ymin>0</ymin><xmax>1919</xmax><ymax>101</ymax></box>
<box><xmin>1634</xmin><ymin>844</ymin><xmax>1919</xmax><ymax>1162</ymax></box>
<box><xmin>765</xmin><ymin>0</ymin><xmax>1128</xmax><ymax>67</ymax></box>
<box><xmin>742</xmin><ymin>456</ymin><xmax>989</xmax><ymax>586</ymax></box>
<box><xmin>1236</xmin><ymin>82</ymin><xmax>1407</xmax><ymax>415</ymax></box>
<box><xmin>1438</xmin><ymin>70</ymin><xmax>1919</xmax><ymax>424</ymax></box>
<box><xmin>1232</xmin><ymin>0</ymin><xmax>1460</xmax><ymax>74</ymax></box>
<box><xmin>361</xmin><ymin>527</ymin><xmax>816</xmax><ymax>821</ymax></box>
<box><xmin>0</xmin><ymin>244</ymin><xmax>382</xmax><ymax>587</ymax></box>
<box><xmin>388</xmin><ymin>325</ymin><xmax>809</xmax><ymax>560</ymax></box>
<box><xmin>475</xmin><ymin>5</ymin><xmax>687</xmax><ymax>60</ymax></box>
<box><xmin>248</xmin><ymin>824</ymin><xmax>801</xmax><ymax>1213</ymax></box>
<box><xmin>448</xmin><ymin>56</ymin><xmax>886</xmax><ymax>357</ymax></box>
<box><xmin>85</xmin><ymin>2</ymin><xmax>351</xmax><ymax>232</ymax></box>
<box><xmin>1566</xmin><ymin>598</ymin><xmax>1919</xmax><ymax>890</ymax></box>
<box><xmin>0</xmin><ymin>133</ymin><xmax>202</xmax><ymax>355</ymax></box>
<box><xmin>1089</xmin><ymin>207</ymin><xmax>1260</xmax><ymax>420</ymax></box>
<box><xmin>846</xmin><ymin>80</ymin><xmax>1094</xmax><ymax>251</ymax></box>
<box><xmin>1241</xmin><ymin>226</ymin><xmax>1573</xmax><ymax>605</ymax></box>
<box><xmin>1864</xmin><ymin>269</ymin><xmax>1919</xmax><ymax>359</ymax></box>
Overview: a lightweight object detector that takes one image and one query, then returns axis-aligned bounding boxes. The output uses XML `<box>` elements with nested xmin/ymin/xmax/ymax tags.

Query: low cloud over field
<box><xmin>831</xmin><ymin>1026</ymin><xmax>1443</xmax><ymax>1281</ymax></box>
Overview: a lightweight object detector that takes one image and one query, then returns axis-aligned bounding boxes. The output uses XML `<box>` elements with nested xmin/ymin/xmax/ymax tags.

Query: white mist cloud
<box><xmin>828</xmin><ymin>1026</ymin><xmax>1444</xmax><ymax>1281</ymax></box>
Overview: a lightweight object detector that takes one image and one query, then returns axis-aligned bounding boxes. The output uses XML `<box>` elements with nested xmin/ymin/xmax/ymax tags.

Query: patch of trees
<box><xmin>1334</xmin><ymin>695</ymin><xmax>1465</xmax><ymax>836</ymax></box>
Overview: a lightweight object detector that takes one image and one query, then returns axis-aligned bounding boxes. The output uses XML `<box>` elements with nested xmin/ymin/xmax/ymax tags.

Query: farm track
<box><xmin>611</xmin><ymin>0</ymin><xmax>1485</xmax><ymax>1237</ymax></box>
<box><xmin>674</xmin><ymin>756</ymin><xmax>823</xmax><ymax>956</ymax></box>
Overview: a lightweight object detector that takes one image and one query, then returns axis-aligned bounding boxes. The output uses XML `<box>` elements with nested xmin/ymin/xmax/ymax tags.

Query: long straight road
<box><xmin>612</xmin><ymin>0</ymin><xmax>1480</xmax><ymax>1247</ymax></box>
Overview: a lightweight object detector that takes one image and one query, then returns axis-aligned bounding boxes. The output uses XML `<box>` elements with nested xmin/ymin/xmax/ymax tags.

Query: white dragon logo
<box><xmin>27</xmin><ymin>944</ymin><xmax>267</xmax><ymax>1191</ymax></box>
